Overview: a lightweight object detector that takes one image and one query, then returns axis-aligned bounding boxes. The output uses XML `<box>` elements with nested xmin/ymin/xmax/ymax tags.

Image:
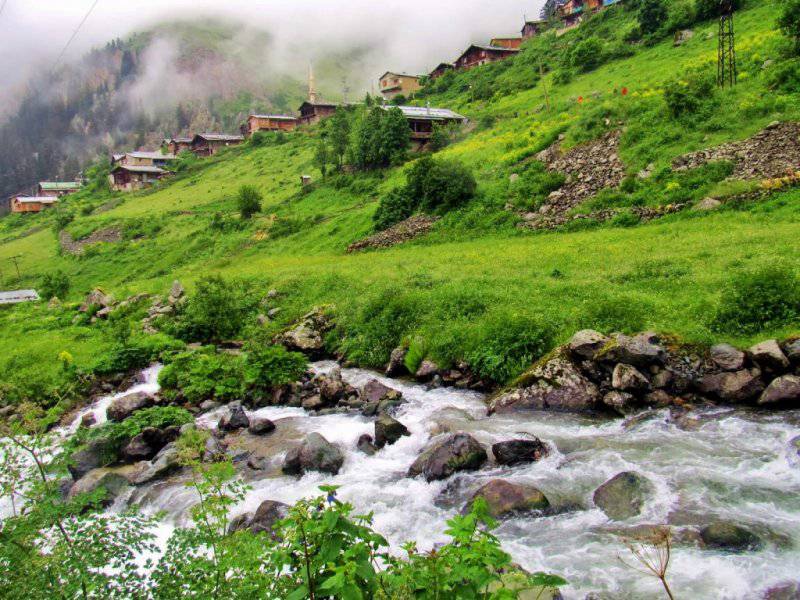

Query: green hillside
<box><xmin>1</xmin><ymin>0</ymin><xmax>799</xmax><ymax>408</ymax></box>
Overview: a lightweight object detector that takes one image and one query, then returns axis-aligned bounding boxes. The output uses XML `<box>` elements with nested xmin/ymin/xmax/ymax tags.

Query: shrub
<box><xmin>172</xmin><ymin>276</ymin><xmax>253</xmax><ymax>344</ymax></box>
<box><xmin>243</xmin><ymin>344</ymin><xmax>307</xmax><ymax>396</ymax></box>
<box><xmin>237</xmin><ymin>185</ymin><xmax>262</xmax><ymax>219</ymax></box>
<box><xmin>511</xmin><ymin>162</ymin><xmax>566</xmax><ymax>210</ymax></box>
<box><xmin>570</xmin><ymin>37</ymin><xmax>605</xmax><ymax>72</ymax></box>
<box><xmin>39</xmin><ymin>270</ymin><xmax>70</xmax><ymax>301</ymax></box>
<box><xmin>767</xmin><ymin>58</ymin><xmax>800</xmax><ymax>93</ymax></box>
<box><xmin>779</xmin><ymin>0</ymin><xmax>800</xmax><ymax>54</ymax></box>
<box><xmin>664</xmin><ymin>73</ymin><xmax>716</xmax><ymax>118</ymax></box>
<box><xmin>467</xmin><ymin>313</ymin><xmax>555</xmax><ymax>384</ymax></box>
<box><xmin>407</xmin><ymin>156</ymin><xmax>477</xmax><ymax>213</ymax></box>
<box><xmin>712</xmin><ymin>266</ymin><xmax>800</xmax><ymax>334</ymax></box>
<box><xmin>158</xmin><ymin>350</ymin><xmax>244</xmax><ymax>405</ymax></box>
<box><xmin>373</xmin><ymin>189</ymin><xmax>415</xmax><ymax>231</ymax></box>
<box><xmin>638</xmin><ymin>0</ymin><xmax>668</xmax><ymax>35</ymax></box>
<box><xmin>696</xmin><ymin>0</ymin><xmax>742</xmax><ymax>22</ymax></box>
<box><xmin>93</xmin><ymin>334</ymin><xmax>184</xmax><ymax>376</ymax></box>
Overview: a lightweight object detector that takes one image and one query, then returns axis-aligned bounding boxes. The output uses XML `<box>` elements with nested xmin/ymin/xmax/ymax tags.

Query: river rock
<box><xmin>783</xmin><ymin>339</ymin><xmax>800</xmax><ymax>364</ymax></box>
<box><xmin>218</xmin><ymin>405</ymin><xmax>250</xmax><ymax>431</ymax></box>
<box><xmin>699</xmin><ymin>369</ymin><xmax>765</xmax><ymax>403</ymax></box>
<box><xmin>758</xmin><ymin>375</ymin><xmax>800</xmax><ymax>408</ymax></box>
<box><xmin>386</xmin><ymin>347</ymin><xmax>408</xmax><ymax>377</ymax></box>
<box><xmin>602</xmin><ymin>391</ymin><xmax>637</xmax><ymax>415</ymax></box>
<box><xmin>250</xmin><ymin>500</ymin><xmax>290</xmax><ymax>536</ymax></box>
<box><xmin>130</xmin><ymin>443</ymin><xmax>183</xmax><ymax>485</ymax></box>
<box><xmin>302</xmin><ymin>395</ymin><xmax>325</xmax><ymax>411</ymax></box>
<box><xmin>80</xmin><ymin>413</ymin><xmax>97</xmax><ymax>428</ymax></box>
<box><xmin>79</xmin><ymin>288</ymin><xmax>112</xmax><ymax>312</ymax></box>
<box><xmin>69</xmin><ymin>439</ymin><xmax>109</xmax><ymax>480</ymax></box>
<box><xmin>700</xmin><ymin>521</ymin><xmax>763</xmax><ymax>553</ymax></box>
<box><xmin>593</xmin><ymin>472</ymin><xmax>653</xmax><ymax>521</ymax></box>
<box><xmin>68</xmin><ymin>468</ymin><xmax>128</xmax><ymax>506</ymax></box>
<box><xmin>248</xmin><ymin>417</ymin><xmax>276</xmax><ymax>436</ymax></box>
<box><xmin>492</xmin><ymin>438</ymin><xmax>549</xmax><ymax>466</ymax></box>
<box><xmin>282</xmin><ymin>433</ymin><xmax>344</xmax><ymax>475</ymax></box>
<box><xmin>489</xmin><ymin>352</ymin><xmax>601</xmax><ymax>414</ymax></box>
<box><xmin>361</xmin><ymin>380</ymin><xmax>403</xmax><ymax>416</ymax></box>
<box><xmin>374</xmin><ymin>414</ymin><xmax>410</xmax><ymax>448</ymax></box>
<box><xmin>612</xmin><ymin>364</ymin><xmax>651</xmax><ymax>392</ymax></box>
<box><xmin>710</xmin><ymin>344</ymin><xmax>747</xmax><ymax>371</ymax></box>
<box><xmin>357</xmin><ymin>434</ymin><xmax>378</xmax><ymax>456</ymax></box>
<box><xmin>568</xmin><ymin>329</ymin><xmax>609</xmax><ymax>360</ymax></box>
<box><xmin>203</xmin><ymin>436</ymin><xmax>227</xmax><ymax>462</ymax></box>
<box><xmin>106</xmin><ymin>391</ymin><xmax>154</xmax><ymax>422</ymax></box>
<box><xmin>464</xmin><ymin>480</ymin><xmax>550</xmax><ymax>518</ymax></box>
<box><xmin>763</xmin><ymin>581</ymin><xmax>800</xmax><ymax>600</ymax></box>
<box><xmin>318</xmin><ymin>369</ymin><xmax>345</xmax><ymax>404</ymax></box>
<box><xmin>199</xmin><ymin>400</ymin><xmax>221</xmax><ymax>413</ymax></box>
<box><xmin>415</xmin><ymin>360</ymin><xmax>439</xmax><ymax>382</ymax></box>
<box><xmin>275</xmin><ymin>308</ymin><xmax>331</xmax><ymax>356</ymax></box>
<box><xmin>228</xmin><ymin>513</ymin><xmax>253</xmax><ymax>534</ymax></box>
<box><xmin>408</xmin><ymin>433</ymin><xmax>488</xmax><ymax>482</ymax></box>
<box><xmin>122</xmin><ymin>426</ymin><xmax>179</xmax><ymax>461</ymax></box>
<box><xmin>749</xmin><ymin>340</ymin><xmax>791</xmax><ymax>373</ymax></box>
<box><xmin>599</xmin><ymin>333</ymin><xmax>667</xmax><ymax>367</ymax></box>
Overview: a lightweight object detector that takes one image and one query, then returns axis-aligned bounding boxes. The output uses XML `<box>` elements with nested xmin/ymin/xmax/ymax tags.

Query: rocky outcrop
<box><xmin>758</xmin><ymin>375</ymin><xmax>800</xmax><ymax>408</ymax></box>
<box><xmin>68</xmin><ymin>468</ymin><xmax>129</xmax><ymax>506</ymax></box>
<box><xmin>593</xmin><ymin>472</ymin><xmax>653</xmax><ymax>520</ymax></box>
<box><xmin>519</xmin><ymin>202</ymin><xmax>687</xmax><ymax>231</ymax></box>
<box><xmin>749</xmin><ymin>340</ymin><xmax>791</xmax><ymax>373</ymax></box>
<box><xmin>672</xmin><ymin>122</ymin><xmax>800</xmax><ymax>180</ymax></box>
<box><xmin>275</xmin><ymin>307</ymin><xmax>333</xmax><ymax>357</ymax></box>
<box><xmin>699</xmin><ymin>369</ymin><xmax>765</xmax><ymax>403</ymax></box>
<box><xmin>612</xmin><ymin>364</ymin><xmax>651</xmax><ymax>392</ymax></box>
<box><xmin>218</xmin><ymin>405</ymin><xmax>250</xmax><ymax>431</ymax></box>
<box><xmin>700</xmin><ymin>521</ymin><xmax>764</xmax><ymax>553</ymax></box>
<box><xmin>385</xmin><ymin>347</ymin><xmax>408</xmax><ymax>377</ymax></box>
<box><xmin>130</xmin><ymin>443</ymin><xmax>183</xmax><ymax>485</ymax></box>
<box><xmin>69</xmin><ymin>439</ymin><xmax>110</xmax><ymax>480</ymax></box>
<box><xmin>710</xmin><ymin>344</ymin><xmax>747</xmax><ymax>371</ymax></box>
<box><xmin>361</xmin><ymin>380</ymin><xmax>404</xmax><ymax>416</ymax></box>
<box><xmin>106</xmin><ymin>391</ymin><xmax>154</xmax><ymax>422</ymax></box>
<box><xmin>408</xmin><ymin>433</ymin><xmax>487</xmax><ymax>482</ymax></box>
<box><xmin>59</xmin><ymin>227</ymin><xmax>122</xmax><ymax>256</ymax></box>
<box><xmin>492</xmin><ymin>438</ymin><xmax>549</xmax><ymax>466</ymax></box>
<box><xmin>282</xmin><ymin>433</ymin><xmax>344</xmax><ymax>476</ymax></box>
<box><xmin>464</xmin><ymin>480</ymin><xmax>550</xmax><ymax>518</ymax></box>
<box><xmin>122</xmin><ymin>426</ymin><xmax>179</xmax><ymax>461</ymax></box>
<box><xmin>374</xmin><ymin>414</ymin><xmax>410</xmax><ymax>448</ymax></box>
<box><xmin>347</xmin><ymin>215</ymin><xmax>440</xmax><ymax>253</ymax></box>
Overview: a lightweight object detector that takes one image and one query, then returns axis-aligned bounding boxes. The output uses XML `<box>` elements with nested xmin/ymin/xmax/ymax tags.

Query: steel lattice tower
<box><xmin>717</xmin><ymin>0</ymin><xmax>737</xmax><ymax>88</ymax></box>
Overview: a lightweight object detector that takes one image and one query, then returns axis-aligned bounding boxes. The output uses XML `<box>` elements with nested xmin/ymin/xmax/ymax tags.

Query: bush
<box><xmin>172</xmin><ymin>276</ymin><xmax>253</xmax><ymax>344</ymax></box>
<box><xmin>39</xmin><ymin>270</ymin><xmax>70</xmax><ymax>301</ymax></box>
<box><xmin>243</xmin><ymin>344</ymin><xmax>307</xmax><ymax>396</ymax></box>
<box><xmin>373</xmin><ymin>189</ymin><xmax>415</xmax><ymax>231</ymax></box>
<box><xmin>779</xmin><ymin>0</ymin><xmax>800</xmax><ymax>55</ymax></box>
<box><xmin>237</xmin><ymin>185</ymin><xmax>262</xmax><ymax>219</ymax></box>
<box><xmin>712</xmin><ymin>266</ymin><xmax>800</xmax><ymax>334</ymax></box>
<box><xmin>158</xmin><ymin>350</ymin><xmax>244</xmax><ymax>405</ymax></box>
<box><xmin>664</xmin><ymin>73</ymin><xmax>716</xmax><ymax>118</ymax></box>
<box><xmin>93</xmin><ymin>334</ymin><xmax>184</xmax><ymax>376</ymax></box>
<box><xmin>767</xmin><ymin>58</ymin><xmax>800</xmax><ymax>93</ymax></box>
<box><xmin>696</xmin><ymin>0</ymin><xmax>742</xmax><ymax>22</ymax></box>
<box><xmin>638</xmin><ymin>0</ymin><xmax>668</xmax><ymax>35</ymax></box>
<box><xmin>407</xmin><ymin>156</ymin><xmax>477</xmax><ymax>213</ymax></box>
<box><xmin>570</xmin><ymin>37</ymin><xmax>605</xmax><ymax>72</ymax></box>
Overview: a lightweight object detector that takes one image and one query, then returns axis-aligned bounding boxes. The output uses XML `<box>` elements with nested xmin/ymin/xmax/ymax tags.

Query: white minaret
<box><xmin>308</xmin><ymin>63</ymin><xmax>317</xmax><ymax>104</ymax></box>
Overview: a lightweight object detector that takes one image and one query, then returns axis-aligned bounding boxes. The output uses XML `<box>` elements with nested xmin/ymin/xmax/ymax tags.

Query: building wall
<box><xmin>11</xmin><ymin>200</ymin><xmax>45</xmax><ymax>213</ymax></box>
<box><xmin>490</xmin><ymin>38</ymin><xmax>523</xmax><ymax>50</ymax></box>
<box><xmin>380</xmin><ymin>75</ymin><xmax>421</xmax><ymax>99</ymax></box>
<box><xmin>456</xmin><ymin>48</ymin><xmax>516</xmax><ymax>70</ymax></box>
<box><xmin>247</xmin><ymin>117</ymin><xmax>297</xmax><ymax>135</ymax></box>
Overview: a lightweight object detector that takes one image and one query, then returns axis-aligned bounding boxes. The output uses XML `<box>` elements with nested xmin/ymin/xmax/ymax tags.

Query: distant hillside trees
<box><xmin>780</xmin><ymin>0</ymin><xmax>800</xmax><ymax>54</ymax></box>
<box><xmin>696</xmin><ymin>0</ymin><xmax>742</xmax><ymax>21</ymax></box>
<box><xmin>347</xmin><ymin>106</ymin><xmax>410</xmax><ymax>170</ymax></box>
<box><xmin>638</xmin><ymin>0</ymin><xmax>668</xmax><ymax>35</ymax></box>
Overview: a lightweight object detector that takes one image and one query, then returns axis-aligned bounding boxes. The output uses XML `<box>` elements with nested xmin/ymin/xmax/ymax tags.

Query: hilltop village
<box><xmin>5</xmin><ymin>0</ymin><xmax>619</xmax><ymax>210</ymax></box>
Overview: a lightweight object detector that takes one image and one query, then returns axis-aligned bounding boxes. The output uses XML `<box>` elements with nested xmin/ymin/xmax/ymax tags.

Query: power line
<box><xmin>53</xmin><ymin>0</ymin><xmax>101</xmax><ymax>69</ymax></box>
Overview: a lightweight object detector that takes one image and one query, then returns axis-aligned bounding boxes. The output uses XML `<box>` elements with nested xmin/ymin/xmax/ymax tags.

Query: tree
<box><xmin>172</xmin><ymin>276</ymin><xmax>253</xmax><ymax>344</ymax></box>
<box><xmin>329</xmin><ymin>109</ymin><xmax>351</xmax><ymax>169</ymax></box>
<box><xmin>237</xmin><ymin>184</ymin><xmax>262</xmax><ymax>219</ymax></box>
<box><xmin>379</xmin><ymin>106</ymin><xmax>411</xmax><ymax>166</ymax></box>
<box><xmin>638</xmin><ymin>0</ymin><xmax>668</xmax><ymax>35</ymax></box>
<box><xmin>314</xmin><ymin>138</ymin><xmax>330</xmax><ymax>177</ymax></box>
<box><xmin>779</xmin><ymin>0</ymin><xmax>800</xmax><ymax>54</ymax></box>
<box><xmin>696</xmin><ymin>0</ymin><xmax>742</xmax><ymax>21</ymax></box>
<box><xmin>570</xmin><ymin>37</ymin><xmax>605</xmax><ymax>72</ymax></box>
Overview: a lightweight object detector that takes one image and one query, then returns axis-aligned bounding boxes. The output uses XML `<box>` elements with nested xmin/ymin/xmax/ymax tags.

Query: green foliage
<box><xmin>237</xmin><ymin>184</ymin><xmax>262</xmax><ymax>219</ymax></box>
<box><xmin>466</xmin><ymin>313</ymin><xmax>555</xmax><ymax>384</ymax></box>
<box><xmin>404</xmin><ymin>337</ymin><xmax>427</xmax><ymax>374</ymax></box>
<box><xmin>250</xmin><ymin>131</ymin><xmax>288</xmax><ymax>147</ymax></box>
<box><xmin>171</xmin><ymin>275</ymin><xmax>254</xmax><ymax>344</ymax></box>
<box><xmin>373</xmin><ymin>189</ymin><xmax>415</xmax><ymax>231</ymax></box>
<box><xmin>314</xmin><ymin>138</ymin><xmax>331</xmax><ymax>176</ymax></box>
<box><xmin>349</xmin><ymin>106</ymin><xmax>410</xmax><ymax>170</ymax></box>
<box><xmin>93</xmin><ymin>334</ymin><xmax>184</xmax><ymax>376</ymax></box>
<box><xmin>696</xmin><ymin>0</ymin><xmax>742</xmax><ymax>22</ymax></box>
<box><xmin>638</xmin><ymin>0</ymin><xmax>668</xmax><ymax>35</ymax></box>
<box><xmin>779</xmin><ymin>0</ymin><xmax>800</xmax><ymax>55</ymax></box>
<box><xmin>663</xmin><ymin>72</ymin><xmax>716</xmax><ymax>119</ymax></box>
<box><xmin>581</xmin><ymin>294</ymin><xmax>649</xmax><ymax>334</ymax></box>
<box><xmin>158</xmin><ymin>349</ymin><xmax>244</xmax><ymax>405</ymax></box>
<box><xmin>712</xmin><ymin>266</ymin><xmax>800</xmax><ymax>334</ymax></box>
<box><xmin>570</xmin><ymin>37</ymin><xmax>605</xmax><ymax>72</ymax></box>
<box><xmin>242</xmin><ymin>344</ymin><xmax>307</xmax><ymax>397</ymax></box>
<box><xmin>38</xmin><ymin>270</ymin><xmax>70</xmax><ymax>301</ymax></box>
<box><xmin>407</xmin><ymin>156</ymin><xmax>478</xmax><ymax>213</ymax></box>
<box><xmin>510</xmin><ymin>162</ymin><xmax>566</xmax><ymax>211</ymax></box>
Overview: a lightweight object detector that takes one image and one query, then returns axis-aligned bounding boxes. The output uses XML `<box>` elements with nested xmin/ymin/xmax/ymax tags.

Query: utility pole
<box><xmin>717</xmin><ymin>0</ymin><xmax>737</xmax><ymax>88</ymax></box>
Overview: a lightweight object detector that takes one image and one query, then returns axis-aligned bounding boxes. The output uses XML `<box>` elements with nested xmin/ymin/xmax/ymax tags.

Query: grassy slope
<box><xmin>1</xmin><ymin>0</ymin><xmax>798</xmax><ymax>390</ymax></box>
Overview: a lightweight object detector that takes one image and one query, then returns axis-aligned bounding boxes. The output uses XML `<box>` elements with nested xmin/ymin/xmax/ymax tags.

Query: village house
<box><xmin>428</xmin><ymin>63</ymin><xmax>454</xmax><ymax>80</ymax></box>
<box><xmin>243</xmin><ymin>114</ymin><xmax>298</xmax><ymax>137</ymax></box>
<box><xmin>556</xmin><ymin>0</ymin><xmax>612</xmax><ymax>28</ymax></box>
<box><xmin>190</xmin><ymin>133</ymin><xmax>245</xmax><ymax>157</ymax></box>
<box><xmin>109</xmin><ymin>165</ymin><xmax>168</xmax><ymax>192</ymax></box>
<box><xmin>454</xmin><ymin>44</ymin><xmax>520</xmax><ymax>71</ymax></box>
<box><xmin>522</xmin><ymin>19</ymin><xmax>549</xmax><ymax>39</ymax></box>
<box><xmin>9</xmin><ymin>196</ymin><xmax>59</xmax><ymax>213</ymax></box>
<box><xmin>490</xmin><ymin>37</ymin><xmax>523</xmax><ymax>50</ymax></box>
<box><xmin>298</xmin><ymin>101</ymin><xmax>340</xmax><ymax>126</ymax></box>
<box><xmin>378</xmin><ymin>72</ymin><xmax>422</xmax><ymax>100</ymax></box>
<box><xmin>122</xmin><ymin>151</ymin><xmax>178</xmax><ymax>168</ymax></box>
<box><xmin>384</xmin><ymin>105</ymin><xmax>467</xmax><ymax>151</ymax></box>
<box><xmin>161</xmin><ymin>137</ymin><xmax>193</xmax><ymax>155</ymax></box>
<box><xmin>37</xmin><ymin>181</ymin><xmax>81</xmax><ymax>197</ymax></box>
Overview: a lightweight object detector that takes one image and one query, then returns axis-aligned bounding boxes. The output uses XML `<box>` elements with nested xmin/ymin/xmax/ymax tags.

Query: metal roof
<box><xmin>194</xmin><ymin>133</ymin><xmax>245</xmax><ymax>142</ymax></box>
<box><xmin>468</xmin><ymin>44</ymin><xmax>521</xmax><ymax>53</ymax></box>
<box><xmin>39</xmin><ymin>182</ymin><xmax>80</xmax><ymax>191</ymax></box>
<box><xmin>14</xmin><ymin>196</ymin><xmax>59</xmax><ymax>204</ymax></box>
<box><xmin>249</xmin><ymin>114</ymin><xmax>298</xmax><ymax>121</ymax></box>
<box><xmin>383</xmin><ymin>105</ymin><xmax>467</xmax><ymax>121</ymax></box>
<box><xmin>112</xmin><ymin>165</ymin><xmax>167</xmax><ymax>174</ymax></box>
<box><xmin>128</xmin><ymin>151</ymin><xmax>178</xmax><ymax>160</ymax></box>
<box><xmin>0</xmin><ymin>290</ymin><xmax>40</xmax><ymax>305</ymax></box>
<box><xmin>379</xmin><ymin>71</ymin><xmax>421</xmax><ymax>80</ymax></box>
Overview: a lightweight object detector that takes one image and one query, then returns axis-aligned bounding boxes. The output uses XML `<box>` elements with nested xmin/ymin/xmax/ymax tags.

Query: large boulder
<box><xmin>68</xmin><ymin>468</ymin><xmax>128</xmax><ymax>506</ymax></box>
<box><xmin>361</xmin><ymin>380</ymin><xmax>403</xmax><ymax>416</ymax></box>
<box><xmin>763</xmin><ymin>581</ymin><xmax>800</xmax><ymax>600</ymax></box>
<box><xmin>251</xmin><ymin>500</ymin><xmax>290</xmax><ymax>536</ymax></box>
<box><xmin>69</xmin><ymin>439</ymin><xmax>109</xmax><ymax>480</ymax></box>
<box><xmin>318</xmin><ymin>369</ymin><xmax>346</xmax><ymax>405</ymax></box>
<box><xmin>408</xmin><ymin>433</ymin><xmax>487</xmax><ymax>482</ymax></box>
<box><xmin>130</xmin><ymin>443</ymin><xmax>183</xmax><ymax>485</ymax></box>
<box><xmin>374</xmin><ymin>414</ymin><xmax>410</xmax><ymax>448</ymax></box>
<box><xmin>275</xmin><ymin>308</ymin><xmax>332</xmax><ymax>356</ymax></box>
<box><xmin>759</xmin><ymin>375</ymin><xmax>800</xmax><ymax>408</ymax></box>
<box><xmin>282</xmin><ymin>433</ymin><xmax>344</xmax><ymax>476</ymax></box>
<box><xmin>598</xmin><ymin>333</ymin><xmax>667</xmax><ymax>367</ymax></box>
<box><xmin>218</xmin><ymin>405</ymin><xmax>250</xmax><ymax>431</ymax></box>
<box><xmin>699</xmin><ymin>369</ymin><xmax>765</xmax><ymax>403</ymax></box>
<box><xmin>783</xmin><ymin>339</ymin><xmax>800</xmax><ymax>364</ymax></box>
<box><xmin>593</xmin><ymin>472</ymin><xmax>653</xmax><ymax>521</ymax></box>
<box><xmin>492</xmin><ymin>438</ymin><xmax>549</xmax><ymax>466</ymax></box>
<box><xmin>122</xmin><ymin>426</ymin><xmax>179</xmax><ymax>461</ymax></box>
<box><xmin>106</xmin><ymin>392</ymin><xmax>154</xmax><ymax>422</ymax></box>
<box><xmin>568</xmin><ymin>329</ymin><xmax>610</xmax><ymax>360</ymax></box>
<box><xmin>489</xmin><ymin>352</ymin><xmax>601</xmax><ymax>414</ymax></box>
<box><xmin>464</xmin><ymin>480</ymin><xmax>550</xmax><ymax>518</ymax></box>
<box><xmin>415</xmin><ymin>360</ymin><xmax>439</xmax><ymax>382</ymax></box>
<box><xmin>710</xmin><ymin>344</ymin><xmax>747</xmax><ymax>372</ymax></box>
<box><xmin>248</xmin><ymin>417</ymin><xmax>276</xmax><ymax>436</ymax></box>
<box><xmin>612</xmin><ymin>364</ymin><xmax>651</xmax><ymax>392</ymax></box>
<box><xmin>700</xmin><ymin>521</ymin><xmax>763</xmax><ymax>553</ymax></box>
<box><xmin>386</xmin><ymin>347</ymin><xmax>408</xmax><ymax>377</ymax></box>
<box><xmin>749</xmin><ymin>340</ymin><xmax>791</xmax><ymax>373</ymax></box>
<box><xmin>79</xmin><ymin>288</ymin><xmax>112</xmax><ymax>313</ymax></box>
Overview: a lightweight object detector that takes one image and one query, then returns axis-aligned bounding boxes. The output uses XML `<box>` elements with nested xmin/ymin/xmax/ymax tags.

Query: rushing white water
<box><xmin>11</xmin><ymin>362</ymin><xmax>800</xmax><ymax>598</ymax></box>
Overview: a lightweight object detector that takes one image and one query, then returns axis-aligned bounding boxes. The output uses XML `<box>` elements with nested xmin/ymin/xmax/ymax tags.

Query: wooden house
<box><xmin>454</xmin><ymin>44</ymin><xmax>520</xmax><ymax>71</ymax></box>
<box><xmin>383</xmin><ymin>105</ymin><xmax>467</xmax><ymax>151</ymax></box>
<box><xmin>37</xmin><ymin>181</ymin><xmax>81</xmax><ymax>197</ymax></box>
<box><xmin>122</xmin><ymin>151</ymin><xmax>178</xmax><ymax>168</ymax></box>
<box><xmin>522</xmin><ymin>20</ymin><xmax>549</xmax><ymax>39</ymax></box>
<box><xmin>109</xmin><ymin>165</ymin><xmax>168</xmax><ymax>192</ymax></box>
<box><xmin>162</xmin><ymin>137</ymin><xmax>193</xmax><ymax>155</ymax></box>
<box><xmin>10</xmin><ymin>196</ymin><xmax>59</xmax><ymax>213</ymax></box>
<box><xmin>298</xmin><ymin>101</ymin><xmax>340</xmax><ymax>126</ymax></box>
<box><xmin>558</xmin><ymin>0</ymin><xmax>587</xmax><ymax>27</ymax></box>
<box><xmin>428</xmin><ymin>63</ymin><xmax>454</xmax><ymax>80</ymax></box>
<box><xmin>244</xmin><ymin>114</ymin><xmax>298</xmax><ymax>137</ymax></box>
<box><xmin>190</xmin><ymin>133</ymin><xmax>245</xmax><ymax>157</ymax></box>
<box><xmin>378</xmin><ymin>72</ymin><xmax>422</xmax><ymax>100</ymax></box>
<box><xmin>490</xmin><ymin>37</ymin><xmax>523</xmax><ymax>50</ymax></box>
